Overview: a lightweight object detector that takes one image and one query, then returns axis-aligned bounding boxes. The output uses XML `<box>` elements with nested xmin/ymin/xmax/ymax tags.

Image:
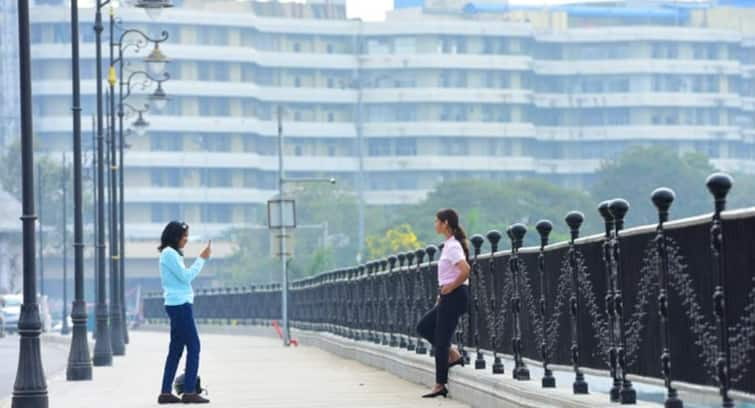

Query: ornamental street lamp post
<box><xmin>65</xmin><ymin>0</ymin><xmax>93</xmax><ymax>377</ymax></box>
<box><xmin>11</xmin><ymin>0</ymin><xmax>49</xmax><ymax>405</ymax></box>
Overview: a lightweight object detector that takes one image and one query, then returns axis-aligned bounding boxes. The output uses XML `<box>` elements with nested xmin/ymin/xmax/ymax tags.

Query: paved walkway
<box><xmin>5</xmin><ymin>331</ymin><xmax>468</xmax><ymax>408</ymax></box>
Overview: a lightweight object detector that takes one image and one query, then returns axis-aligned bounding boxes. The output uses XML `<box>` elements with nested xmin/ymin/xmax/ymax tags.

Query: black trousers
<box><xmin>416</xmin><ymin>285</ymin><xmax>469</xmax><ymax>384</ymax></box>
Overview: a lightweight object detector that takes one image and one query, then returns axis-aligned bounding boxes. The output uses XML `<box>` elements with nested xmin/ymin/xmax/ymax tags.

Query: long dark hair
<box><xmin>436</xmin><ymin>208</ymin><xmax>469</xmax><ymax>260</ymax></box>
<box><xmin>158</xmin><ymin>221</ymin><xmax>188</xmax><ymax>256</ymax></box>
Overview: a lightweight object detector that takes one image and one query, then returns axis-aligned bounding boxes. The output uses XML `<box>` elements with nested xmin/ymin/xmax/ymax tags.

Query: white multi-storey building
<box><xmin>14</xmin><ymin>0</ymin><xmax>755</xmax><ymax>284</ymax></box>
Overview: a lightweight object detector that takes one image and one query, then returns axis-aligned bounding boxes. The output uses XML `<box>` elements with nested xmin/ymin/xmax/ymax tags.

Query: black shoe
<box><xmin>181</xmin><ymin>393</ymin><xmax>210</xmax><ymax>404</ymax></box>
<box><xmin>157</xmin><ymin>393</ymin><xmax>182</xmax><ymax>404</ymax></box>
<box><xmin>422</xmin><ymin>386</ymin><xmax>448</xmax><ymax>398</ymax></box>
<box><xmin>449</xmin><ymin>357</ymin><xmax>465</xmax><ymax>368</ymax></box>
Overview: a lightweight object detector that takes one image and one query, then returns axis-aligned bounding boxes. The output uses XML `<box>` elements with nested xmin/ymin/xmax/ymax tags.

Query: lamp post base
<box><xmin>66</xmin><ymin>300</ymin><xmax>92</xmax><ymax>381</ymax></box>
<box><xmin>12</xmin><ymin>305</ymin><xmax>49</xmax><ymax>408</ymax></box>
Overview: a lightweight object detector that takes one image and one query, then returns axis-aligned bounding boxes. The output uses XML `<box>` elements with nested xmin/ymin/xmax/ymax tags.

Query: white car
<box><xmin>1</xmin><ymin>294</ymin><xmax>22</xmax><ymax>334</ymax></box>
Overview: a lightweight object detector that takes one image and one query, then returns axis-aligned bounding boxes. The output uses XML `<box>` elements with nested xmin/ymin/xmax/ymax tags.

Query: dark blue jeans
<box><xmin>161</xmin><ymin>302</ymin><xmax>200</xmax><ymax>394</ymax></box>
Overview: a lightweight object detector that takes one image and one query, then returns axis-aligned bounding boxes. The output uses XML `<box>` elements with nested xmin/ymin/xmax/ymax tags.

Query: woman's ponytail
<box><xmin>452</xmin><ymin>225</ymin><xmax>470</xmax><ymax>261</ymax></box>
<box><xmin>436</xmin><ymin>208</ymin><xmax>469</xmax><ymax>260</ymax></box>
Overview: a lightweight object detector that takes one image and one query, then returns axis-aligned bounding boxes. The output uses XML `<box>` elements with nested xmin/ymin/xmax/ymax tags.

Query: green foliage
<box><xmin>727</xmin><ymin>172</ymin><xmax>755</xmax><ymax>211</ymax></box>
<box><xmin>366</xmin><ymin>224</ymin><xmax>423</xmax><ymax>259</ymax></box>
<box><xmin>590</xmin><ymin>146</ymin><xmax>715</xmax><ymax>226</ymax></box>
<box><xmin>212</xmin><ymin>145</ymin><xmax>755</xmax><ymax>286</ymax></box>
<box><xmin>221</xmin><ymin>228</ymin><xmax>278</xmax><ymax>284</ymax></box>
<box><xmin>391</xmin><ymin>177</ymin><xmax>595</xmax><ymax>248</ymax></box>
<box><xmin>289</xmin><ymin>184</ymin><xmax>360</xmax><ymax>267</ymax></box>
<box><xmin>222</xmin><ymin>184</ymin><xmax>351</xmax><ymax>285</ymax></box>
<box><xmin>0</xmin><ymin>141</ymin><xmax>95</xmax><ymax>252</ymax></box>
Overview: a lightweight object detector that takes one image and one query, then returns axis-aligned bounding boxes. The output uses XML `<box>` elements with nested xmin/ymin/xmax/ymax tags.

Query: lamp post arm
<box><xmin>112</xmin><ymin>28</ymin><xmax>169</xmax><ymax>64</ymax></box>
<box><xmin>122</xmin><ymin>102</ymin><xmax>149</xmax><ymax>115</ymax></box>
<box><xmin>123</xmin><ymin>70</ymin><xmax>169</xmax><ymax>100</ymax></box>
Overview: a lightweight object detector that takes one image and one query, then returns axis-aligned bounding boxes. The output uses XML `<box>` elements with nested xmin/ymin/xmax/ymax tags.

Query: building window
<box><xmin>396</xmin><ymin>138</ymin><xmax>416</xmax><ymax>156</ymax></box>
<box><xmin>199</xmin><ymin>97</ymin><xmax>230</xmax><ymax>116</ymax></box>
<box><xmin>243</xmin><ymin>170</ymin><xmax>256</xmax><ymax>187</ymax></box>
<box><xmin>293</xmin><ymin>43</ymin><xmax>301</xmax><ymax>52</ymax></box>
<box><xmin>199</xmin><ymin>134</ymin><xmax>231</xmax><ymax>152</ymax></box>
<box><xmin>368</xmin><ymin>139</ymin><xmax>390</xmax><ymax>156</ymax></box>
<box><xmin>151</xmin><ymin>133</ymin><xmax>183</xmax><ymax>151</ymax></box>
<box><xmin>202</xmin><ymin>204</ymin><xmax>232</xmax><ymax>223</ymax></box>
<box><xmin>326</xmin><ymin>44</ymin><xmax>334</xmax><ymax>54</ymax></box>
<box><xmin>396</xmin><ymin>105</ymin><xmax>416</xmax><ymax>121</ymax></box>
<box><xmin>151</xmin><ymin>203</ymin><xmax>180</xmax><ymax>223</ymax></box>
<box><xmin>443</xmin><ymin>140</ymin><xmax>468</xmax><ymax>156</ymax></box>
<box><xmin>151</xmin><ymin>168</ymin><xmax>181</xmax><ymax>187</ymax></box>
<box><xmin>243</xmin><ymin>206</ymin><xmax>258</xmax><ymax>223</ymax></box>
<box><xmin>257</xmin><ymin>171</ymin><xmax>276</xmax><ymax>189</ymax></box>
<box><xmin>200</xmin><ymin>169</ymin><xmax>232</xmax><ymax>187</ymax></box>
<box><xmin>396</xmin><ymin>173</ymin><xmax>418</xmax><ymax>190</ymax></box>
<box><xmin>327</xmin><ymin>112</ymin><xmax>334</xmax><ymax>122</ymax></box>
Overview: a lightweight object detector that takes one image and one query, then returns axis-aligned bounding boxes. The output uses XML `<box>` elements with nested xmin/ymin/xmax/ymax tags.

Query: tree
<box><xmin>726</xmin><ymin>172</ymin><xmax>755</xmax><ymax>212</ymax></box>
<box><xmin>389</xmin><ymin>177</ymin><xmax>595</xmax><ymax>249</ymax></box>
<box><xmin>591</xmin><ymin>146</ymin><xmax>715</xmax><ymax>227</ymax></box>
<box><xmin>221</xmin><ymin>227</ymin><xmax>280</xmax><ymax>284</ymax></box>
<box><xmin>222</xmin><ymin>184</ymin><xmax>354</xmax><ymax>284</ymax></box>
<box><xmin>286</xmin><ymin>184</ymin><xmax>369</xmax><ymax>268</ymax></box>
<box><xmin>366</xmin><ymin>224</ymin><xmax>424</xmax><ymax>259</ymax></box>
<box><xmin>0</xmin><ymin>141</ymin><xmax>90</xmax><ymax>230</ymax></box>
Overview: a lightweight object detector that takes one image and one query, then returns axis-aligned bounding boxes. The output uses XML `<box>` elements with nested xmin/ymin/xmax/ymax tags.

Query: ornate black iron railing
<box><xmin>143</xmin><ymin>174</ymin><xmax>755</xmax><ymax>406</ymax></box>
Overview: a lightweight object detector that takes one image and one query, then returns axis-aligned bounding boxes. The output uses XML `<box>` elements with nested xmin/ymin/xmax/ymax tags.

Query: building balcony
<box><xmin>361</xmin><ymin>88</ymin><xmax>532</xmax><ymax>104</ymax></box>
<box><xmin>37</xmin><ymin>115</ymin><xmax>537</xmax><ymax>139</ymax></box>
<box><xmin>534</xmin><ymin>59</ymin><xmax>741</xmax><ymax>76</ymax></box>
<box><xmin>535</xmin><ymin>27</ymin><xmax>741</xmax><ymax>43</ymax></box>
<box><xmin>36</xmin><ymin>115</ymin><xmax>357</xmax><ymax>138</ymax></box>
<box><xmin>125</xmin><ymin>187</ymin><xmax>275</xmax><ymax>204</ymax></box>
<box><xmin>31</xmin><ymin>43</ymin><xmax>358</xmax><ymax>69</ymax></box>
<box><xmin>359</xmin><ymin>54</ymin><xmax>532</xmax><ymax>70</ymax></box>
<box><xmin>533</xmin><ymin>92</ymin><xmax>743</xmax><ymax>109</ymax></box>
<box><xmin>124</xmin><ymin>223</ymin><xmax>262</xmax><ymax>242</ymax></box>
<box><xmin>32</xmin><ymin>79</ymin><xmax>357</xmax><ymax>103</ymax></box>
<box><xmin>362</xmin><ymin>121</ymin><xmax>536</xmax><ymax>138</ymax></box>
<box><xmin>535</xmin><ymin>125</ymin><xmax>743</xmax><ymax>142</ymax></box>
<box><xmin>126</xmin><ymin>151</ymin><xmax>358</xmax><ymax>171</ymax></box>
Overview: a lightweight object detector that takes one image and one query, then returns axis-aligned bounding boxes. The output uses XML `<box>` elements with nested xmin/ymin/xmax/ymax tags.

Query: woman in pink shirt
<box><xmin>416</xmin><ymin>208</ymin><xmax>471</xmax><ymax>398</ymax></box>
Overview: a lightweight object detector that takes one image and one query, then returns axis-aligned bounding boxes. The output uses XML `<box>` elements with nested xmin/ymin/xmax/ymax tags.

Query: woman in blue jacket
<box><xmin>157</xmin><ymin>221</ymin><xmax>211</xmax><ymax>404</ymax></box>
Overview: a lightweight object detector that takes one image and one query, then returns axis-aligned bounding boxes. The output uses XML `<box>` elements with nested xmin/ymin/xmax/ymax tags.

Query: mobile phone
<box><xmin>208</xmin><ymin>240</ymin><xmax>212</xmax><ymax>248</ymax></box>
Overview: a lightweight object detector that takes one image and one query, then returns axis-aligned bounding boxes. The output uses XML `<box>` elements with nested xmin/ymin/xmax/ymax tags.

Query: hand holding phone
<box><xmin>200</xmin><ymin>240</ymin><xmax>212</xmax><ymax>260</ymax></box>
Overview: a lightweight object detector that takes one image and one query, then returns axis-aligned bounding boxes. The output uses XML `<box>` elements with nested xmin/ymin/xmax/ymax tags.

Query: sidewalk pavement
<box><xmin>2</xmin><ymin>331</ymin><xmax>468</xmax><ymax>408</ymax></box>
